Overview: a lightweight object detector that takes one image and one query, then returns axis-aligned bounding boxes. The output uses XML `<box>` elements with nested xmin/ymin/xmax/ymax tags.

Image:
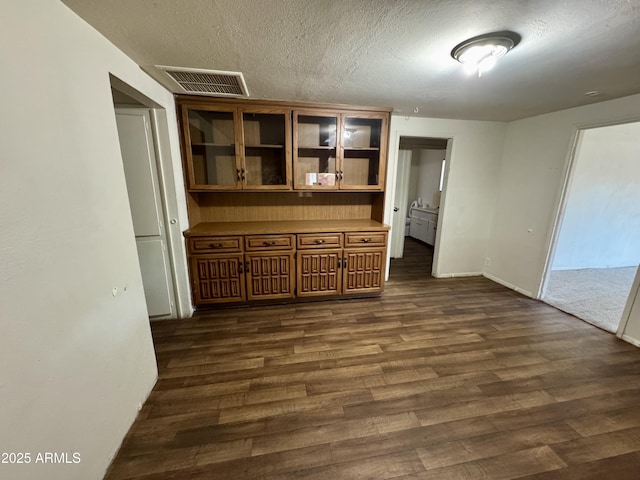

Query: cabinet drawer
<box><xmin>245</xmin><ymin>234</ymin><xmax>294</xmax><ymax>251</ymax></box>
<box><xmin>297</xmin><ymin>233</ymin><xmax>343</xmax><ymax>249</ymax></box>
<box><xmin>189</xmin><ymin>236</ymin><xmax>242</xmax><ymax>254</ymax></box>
<box><xmin>344</xmin><ymin>231</ymin><xmax>387</xmax><ymax>247</ymax></box>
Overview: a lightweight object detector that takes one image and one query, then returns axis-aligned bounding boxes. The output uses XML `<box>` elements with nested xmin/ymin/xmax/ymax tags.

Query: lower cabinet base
<box><xmin>192</xmin><ymin>291</ymin><xmax>384</xmax><ymax>310</ymax></box>
<box><xmin>185</xmin><ymin>222</ymin><xmax>389</xmax><ymax>309</ymax></box>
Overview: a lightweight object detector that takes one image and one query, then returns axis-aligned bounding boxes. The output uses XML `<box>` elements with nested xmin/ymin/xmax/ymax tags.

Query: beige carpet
<box><xmin>543</xmin><ymin>266</ymin><xmax>637</xmax><ymax>333</ymax></box>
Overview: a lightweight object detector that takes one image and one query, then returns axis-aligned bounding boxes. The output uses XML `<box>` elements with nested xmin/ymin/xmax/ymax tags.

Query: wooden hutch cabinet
<box><xmin>177</xmin><ymin>96</ymin><xmax>391</xmax><ymax>308</ymax></box>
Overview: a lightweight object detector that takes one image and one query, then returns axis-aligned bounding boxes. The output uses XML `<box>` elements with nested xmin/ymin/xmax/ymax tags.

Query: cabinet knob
<box><xmin>361</xmin><ymin>238</ymin><xmax>372</xmax><ymax>243</ymax></box>
<box><xmin>209</xmin><ymin>243</ymin><xmax>223</xmax><ymax>248</ymax></box>
<box><xmin>314</xmin><ymin>239</ymin><xmax>326</xmax><ymax>244</ymax></box>
<box><xmin>263</xmin><ymin>241</ymin><xmax>277</xmax><ymax>246</ymax></box>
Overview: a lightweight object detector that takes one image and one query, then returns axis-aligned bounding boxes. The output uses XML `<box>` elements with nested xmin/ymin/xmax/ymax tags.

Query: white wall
<box><xmin>406</xmin><ymin>149</ymin><xmax>444</xmax><ymax>210</ymax></box>
<box><xmin>0</xmin><ymin>2</ymin><xmax>187</xmax><ymax>479</ymax></box>
<box><xmin>485</xmin><ymin>93</ymin><xmax>640</xmax><ymax>297</ymax></box>
<box><xmin>552</xmin><ymin>122</ymin><xmax>640</xmax><ymax>270</ymax></box>
<box><xmin>416</xmin><ymin>149</ymin><xmax>445</xmax><ymax>208</ymax></box>
<box><xmin>385</xmin><ymin>116</ymin><xmax>507</xmax><ymax>277</ymax></box>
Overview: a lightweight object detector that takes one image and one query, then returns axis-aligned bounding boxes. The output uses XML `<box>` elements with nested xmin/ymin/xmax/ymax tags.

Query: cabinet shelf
<box><xmin>245</xmin><ymin>144</ymin><xmax>285</xmax><ymax>149</ymax></box>
<box><xmin>343</xmin><ymin>147</ymin><xmax>380</xmax><ymax>151</ymax></box>
<box><xmin>192</xmin><ymin>142</ymin><xmax>234</xmax><ymax>147</ymax></box>
<box><xmin>298</xmin><ymin>146</ymin><xmax>336</xmax><ymax>151</ymax></box>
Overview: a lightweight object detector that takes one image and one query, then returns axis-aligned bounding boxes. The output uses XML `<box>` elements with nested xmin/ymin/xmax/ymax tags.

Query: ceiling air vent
<box><xmin>155</xmin><ymin>66</ymin><xmax>249</xmax><ymax>98</ymax></box>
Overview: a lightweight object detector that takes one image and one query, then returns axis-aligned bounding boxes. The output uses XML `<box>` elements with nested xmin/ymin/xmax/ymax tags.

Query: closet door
<box><xmin>116</xmin><ymin>109</ymin><xmax>175</xmax><ymax>317</ymax></box>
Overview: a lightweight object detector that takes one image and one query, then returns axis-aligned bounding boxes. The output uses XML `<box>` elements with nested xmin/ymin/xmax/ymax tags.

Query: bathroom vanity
<box><xmin>409</xmin><ymin>207</ymin><xmax>438</xmax><ymax>246</ymax></box>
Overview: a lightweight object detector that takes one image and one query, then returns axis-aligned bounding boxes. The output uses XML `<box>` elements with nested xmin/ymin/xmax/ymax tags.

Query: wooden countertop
<box><xmin>184</xmin><ymin>219</ymin><xmax>390</xmax><ymax>237</ymax></box>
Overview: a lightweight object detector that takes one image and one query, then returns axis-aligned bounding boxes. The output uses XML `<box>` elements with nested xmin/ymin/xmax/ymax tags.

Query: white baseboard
<box><xmin>482</xmin><ymin>272</ymin><xmax>534</xmax><ymax>298</ymax></box>
<box><xmin>620</xmin><ymin>334</ymin><xmax>640</xmax><ymax>349</ymax></box>
<box><xmin>433</xmin><ymin>271</ymin><xmax>482</xmax><ymax>278</ymax></box>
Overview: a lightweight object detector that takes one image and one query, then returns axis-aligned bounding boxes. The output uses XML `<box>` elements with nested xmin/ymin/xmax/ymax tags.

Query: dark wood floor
<box><xmin>105</xmin><ymin>237</ymin><xmax>640</xmax><ymax>479</ymax></box>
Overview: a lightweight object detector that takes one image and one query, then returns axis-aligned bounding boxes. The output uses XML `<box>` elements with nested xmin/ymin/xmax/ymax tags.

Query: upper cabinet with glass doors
<box><xmin>181</xmin><ymin>103</ymin><xmax>291</xmax><ymax>190</ymax></box>
<box><xmin>293</xmin><ymin>111</ymin><xmax>387</xmax><ymax>190</ymax></box>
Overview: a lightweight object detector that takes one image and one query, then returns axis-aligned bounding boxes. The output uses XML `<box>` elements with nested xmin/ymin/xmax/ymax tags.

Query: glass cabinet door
<box><xmin>293</xmin><ymin>112</ymin><xmax>339</xmax><ymax>189</ymax></box>
<box><xmin>241</xmin><ymin>108</ymin><xmax>291</xmax><ymax>189</ymax></box>
<box><xmin>340</xmin><ymin>115</ymin><xmax>385</xmax><ymax>189</ymax></box>
<box><xmin>185</xmin><ymin>107</ymin><xmax>240</xmax><ymax>189</ymax></box>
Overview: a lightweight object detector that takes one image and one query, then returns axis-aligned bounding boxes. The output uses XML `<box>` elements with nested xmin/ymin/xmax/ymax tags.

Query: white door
<box><xmin>390</xmin><ymin>150</ymin><xmax>412</xmax><ymax>258</ymax></box>
<box><xmin>116</xmin><ymin>109</ymin><xmax>175</xmax><ymax>318</ymax></box>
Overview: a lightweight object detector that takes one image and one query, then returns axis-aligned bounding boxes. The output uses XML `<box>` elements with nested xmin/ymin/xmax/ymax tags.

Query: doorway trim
<box><xmin>538</xmin><ymin>117</ymin><xmax>640</xmax><ymax>339</ymax></box>
<box><xmin>384</xmin><ymin>126</ymin><xmax>453</xmax><ymax>280</ymax></box>
<box><xmin>111</xmin><ymin>75</ymin><xmax>192</xmax><ymax>319</ymax></box>
<box><xmin>537</xmin><ymin>126</ymin><xmax>582</xmax><ymax>300</ymax></box>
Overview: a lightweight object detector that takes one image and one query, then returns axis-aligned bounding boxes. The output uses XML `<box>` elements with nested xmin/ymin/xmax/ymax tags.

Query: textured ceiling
<box><xmin>61</xmin><ymin>0</ymin><xmax>640</xmax><ymax>121</ymax></box>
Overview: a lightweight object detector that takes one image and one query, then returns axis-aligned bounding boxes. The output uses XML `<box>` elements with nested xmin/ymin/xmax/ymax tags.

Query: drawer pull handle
<box><xmin>209</xmin><ymin>243</ymin><xmax>223</xmax><ymax>248</ymax></box>
<box><xmin>314</xmin><ymin>239</ymin><xmax>326</xmax><ymax>244</ymax></box>
<box><xmin>361</xmin><ymin>238</ymin><xmax>372</xmax><ymax>243</ymax></box>
<box><xmin>263</xmin><ymin>241</ymin><xmax>277</xmax><ymax>246</ymax></box>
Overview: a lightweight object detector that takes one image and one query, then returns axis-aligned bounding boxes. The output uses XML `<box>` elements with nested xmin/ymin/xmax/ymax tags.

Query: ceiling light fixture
<box><xmin>451</xmin><ymin>31</ymin><xmax>521</xmax><ymax>77</ymax></box>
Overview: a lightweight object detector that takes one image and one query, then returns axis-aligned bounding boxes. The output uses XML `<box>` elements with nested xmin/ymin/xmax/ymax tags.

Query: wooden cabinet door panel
<box><xmin>297</xmin><ymin>249</ymin><xmax>342</xmax><ymax>297</ymax></box>
<box><xmin>343</xmin><ymin>248</ymin><xmax>385</xmax><ymax>294</ymax></box>
<box><xmin>192</xmin><ymin>254</ymin><xmax>245</xmax><ymax>304</ymax></box>
<box><xmin>293</xmin><ymin>110</ymin><xmax>340</xmax><ymax>190</ymax></box>
<box><xmin>181</xmin><ymin>105</ymin><xmax>242</xmax><ymax>191</ymax></box>
<box><xmin>239</xmin><ymin>107</ymin><xmax>292</xmax><ymax>190</ymax></box>
<box><xmin>340</xmin><ymin>113</ymin><xmax>388</xmax><ymax>190</ymax></box>
<box><xmin>246</xmin><ymin>252</ymin><xmax>295</xmax><ymax>301</ymax></box>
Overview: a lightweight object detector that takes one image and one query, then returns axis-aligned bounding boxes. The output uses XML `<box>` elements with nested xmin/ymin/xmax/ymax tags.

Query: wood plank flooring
<box><xmin>104</xmin><ymin>238</ymin><xmax>640</xmax><ymax>479</ymax></box>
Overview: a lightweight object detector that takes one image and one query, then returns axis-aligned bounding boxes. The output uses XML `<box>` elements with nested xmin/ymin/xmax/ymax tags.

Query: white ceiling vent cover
<box><xmin>156</xmin><ymin>66</ymin><xmax>249</xmax><ymax>97</ymax></box>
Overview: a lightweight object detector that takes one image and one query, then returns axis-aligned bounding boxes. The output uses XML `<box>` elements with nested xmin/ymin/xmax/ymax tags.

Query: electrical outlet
<box><xmin>484</xmin><ymin>257</ymin><xmax>491</xmax><ymax>267</ymax></box>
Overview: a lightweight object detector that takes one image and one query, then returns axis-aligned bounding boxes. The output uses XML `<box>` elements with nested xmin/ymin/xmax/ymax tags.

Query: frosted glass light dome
<box><xmin>451</xmin><ymin>32</ymin><xmax>520</xmax><ymax>77</ymax></box>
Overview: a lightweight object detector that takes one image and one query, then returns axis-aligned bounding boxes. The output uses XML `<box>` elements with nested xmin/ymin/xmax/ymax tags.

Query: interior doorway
<box><xmin>390</xmin><ymin>136</ymin><xmax>448</xmax><ymax>273</ymax></box>
<box><xmin>541</xmin><ymin>121</ymin><xmax>640</xmax><ymax>333</ymax></box>
<box><xmin>110</xmin><ymin>78</ymin><xmax>186</xmax><ymax>319</ymax></box>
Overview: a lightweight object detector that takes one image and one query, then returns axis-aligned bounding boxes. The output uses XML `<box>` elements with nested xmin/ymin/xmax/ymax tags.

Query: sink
<box><xmin>412</xmin><ymin>206</ymin><xmax>439</xmax><ymax>214</ymax></box>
